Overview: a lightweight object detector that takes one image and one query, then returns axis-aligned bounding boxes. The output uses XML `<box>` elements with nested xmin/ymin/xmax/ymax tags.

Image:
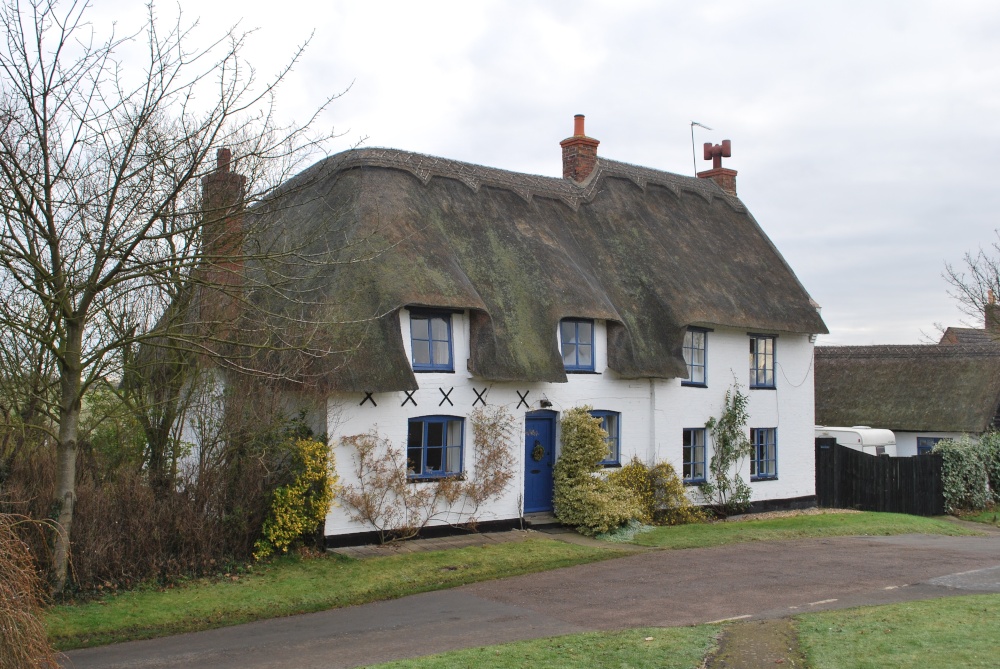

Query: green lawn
<box><xmin>46</xmin><ymin>538</ymin><xmax>621</xmax><ymax>650</ymax></box>
<box><xmin>363</xmin><ymin>595</ymin><xmax>1000</xmax><ymax>669</ymax></box>
<box><xmin>960</xmin><ymin>509</ymin><xmax>1000</xmax><ymax>527</ymax></box>
<box><xmin>631</xmin><ymin>512</ymin><xmax>979</xmax><ymax>548</ymax></box>
<box><xmin>359</xmin><ymin>626</ymin><xmax>722</xmax><ymax>669</ymax></box>
<box><xmin>797</xmin><ymin>594</ymin><xmax>1000</xmax><ymax>668</ymax></box>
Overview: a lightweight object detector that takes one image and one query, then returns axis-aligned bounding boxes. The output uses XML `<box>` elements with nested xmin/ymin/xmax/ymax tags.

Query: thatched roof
<box><xmin>815</xmin><ymin>344</ymin><xmax>1000</xmax><ymax>433</ymax></box>
<box><xmin>242</xmin><ymin>148</ymin><xmax>827</xmax><ymax>393</ymax></box>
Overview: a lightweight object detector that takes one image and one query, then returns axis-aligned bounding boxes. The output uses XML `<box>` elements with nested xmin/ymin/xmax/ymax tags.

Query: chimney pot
<box><xmin>697</xmin><ymin>139</ymin><xmax>738</xmax><ymax>197</ymax></box>
<box><xmin>560</xmin><ymin>114</ymin><xmax>600</xmax><ymax>182</ymax></box>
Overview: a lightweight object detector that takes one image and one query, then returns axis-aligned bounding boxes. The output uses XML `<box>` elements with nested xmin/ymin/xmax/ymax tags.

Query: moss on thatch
<box><xmin>237</xmin><ymin>148</ymin><xmax>826</xmax><ymax>392</ymax></box>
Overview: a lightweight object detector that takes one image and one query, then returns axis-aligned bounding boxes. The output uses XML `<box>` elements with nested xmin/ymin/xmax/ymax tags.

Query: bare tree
<box><xmin>944</xmin><ymin>230</ymin><xmax>1000</xmax><ymax>325</ymax></box>
<box><xmin>0</xmin><ymin>0</ymin><xmax>340</xmax><ymax>592</ymax></box>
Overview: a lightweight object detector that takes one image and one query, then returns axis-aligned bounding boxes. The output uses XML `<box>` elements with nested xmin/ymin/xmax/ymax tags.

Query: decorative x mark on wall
<box><xmin>439</xmin><ymin>387</ymin><xmax>454</xmax><ymax>406</ymax></box>
<box><xmin>516</xmin><ymin>390</ymin><xmax>530</xmax><ymax>409</ymax></box>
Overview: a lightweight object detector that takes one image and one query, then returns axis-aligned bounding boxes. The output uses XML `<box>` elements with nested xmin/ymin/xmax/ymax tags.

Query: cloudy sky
<box><xmin>94</xmin><ymin>1</ymin><xmax>1000</xmax><ymax>345</ymax></box>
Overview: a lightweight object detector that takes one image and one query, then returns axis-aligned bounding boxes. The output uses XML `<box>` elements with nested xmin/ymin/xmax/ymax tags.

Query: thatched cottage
<box><xmin>201</xmin><ymin>116</ymin><xmax>828</xmax><ymax>542</ymax></box>
<box><xmin>816</xmin><ymin>309</ymin><xmax>1000</xmax><ymax>457</ymax></box>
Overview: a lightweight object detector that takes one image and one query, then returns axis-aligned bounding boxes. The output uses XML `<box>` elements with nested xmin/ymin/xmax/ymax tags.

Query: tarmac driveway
<box><xmin>62</xmin><ymin>533</ymin><xmax>1000</xmax><ymax>669</ymax></box>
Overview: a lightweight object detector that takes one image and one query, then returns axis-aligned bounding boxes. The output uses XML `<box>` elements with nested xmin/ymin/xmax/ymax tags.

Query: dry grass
<box><xmin>1</xmin><ymin>513</ymin><xmax>59</xmax><ymax>668</ymax></box>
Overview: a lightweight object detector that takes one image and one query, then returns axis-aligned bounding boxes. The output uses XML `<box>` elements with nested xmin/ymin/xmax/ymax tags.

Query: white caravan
<box><xmin>815</xmin><ymin>426</ymin><xmax>898</xmax><ymax>457</ymax></box>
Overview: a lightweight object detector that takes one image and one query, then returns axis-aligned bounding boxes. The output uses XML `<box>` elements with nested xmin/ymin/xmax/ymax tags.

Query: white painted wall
<box><xmin>323</xmin><ymin>310</ymin><xmax>818</xmax><ymax>537</ymax></box>
<box><xmin>894</xmin><ymin>431</ymin><xmax>971</xmax><ymax>457</ymax></box>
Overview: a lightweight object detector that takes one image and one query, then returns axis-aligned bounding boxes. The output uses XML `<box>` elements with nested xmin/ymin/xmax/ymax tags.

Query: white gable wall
<box><xmin>324</xmin><ymin>310</ymin><xmax>817</xmax><ymax>537</ymax></box>
<box><xmin>894</xmin><ymin>431</ymin><xmax>972</xmax><ymax>457</ymax></box>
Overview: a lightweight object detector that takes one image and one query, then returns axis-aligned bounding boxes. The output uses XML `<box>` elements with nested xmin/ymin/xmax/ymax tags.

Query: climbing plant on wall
<box><xmin>700</xmin><ymin>382</ymin><xmax>753</xmax><ymax>516</ymax></box>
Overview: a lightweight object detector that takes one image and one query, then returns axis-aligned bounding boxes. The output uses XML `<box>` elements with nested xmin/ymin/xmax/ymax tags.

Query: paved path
<box><xmin>62</xmin><ymin>532</ymin><xmax>1000</xmax><ymax>669</ymax></box>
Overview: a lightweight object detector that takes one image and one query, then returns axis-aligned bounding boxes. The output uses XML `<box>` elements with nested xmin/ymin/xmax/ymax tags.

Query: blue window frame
<box><xmin>590</xmin><ymin>410</ymin><xmax>620</xmax><ymax>466</ymax></box>
<box><xmin>682</xmin><ymin>428</ymin><xmax>706</xmax><ymax>483</ymax></box>
<box><xmin>917</xmin><ymin>437</ymin><xmax>943</xmax><ymax>455</ymax></box>
<box><xmin>682</xmin><ymin>329</ymin><xmax>708</xmax><ymax>386</ymax></box>
<box><xmin>410</xmin><ymin>312</ymin><xmax>453</xmax><ymax>371</ymax></box>
<box><xmin>561</xmin><ymin>319</ymin><xmax>595</xmax><ymax>372</ymax></box>
<box><xmin>749</xmin><ymin>335</ymin><xmax>776</xmax><ymax>388</ymax></box>
<box><xmin>407</xmin><ymin>416</ymin><xmax>464</xmax><ymax>479</ymax></box>
<box><xmin>750</xmin><ymin>428</ymin><xmax>777</xmax><ymax>480</ymax></box>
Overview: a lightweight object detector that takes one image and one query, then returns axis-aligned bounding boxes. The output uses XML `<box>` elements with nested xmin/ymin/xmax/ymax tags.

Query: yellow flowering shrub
<box><xmin>254</xmin><ymin>438</ymin><xmax>338</xmax><ymax>560</ymax></box>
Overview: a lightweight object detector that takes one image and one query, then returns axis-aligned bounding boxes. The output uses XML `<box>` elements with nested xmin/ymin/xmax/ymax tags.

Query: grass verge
<box><xmin>631</xmin><ymin>512</ymin><xmax>979</xmax><ymax>548</ymax></box>
<box><xmin>959</xmin><ymin>509</ymin><xmax>1000</xmax><ymax>527</ymax></box>
<box><xmin>363</xmin><ymin>594</ymin><xmax>1000</xmax><ymax>668</ymax></box>
<box><xmin>47</xmin><ymin>537</ymin><xmax>621</xmax><ymax>650</ymax></box>
<box><xmin>797</xmin><ymin>594</ymin><xmax>1000</xmax><ymax>668</ymax></box>
<box><xmin>358</xmin><ymin>626</ymin><xmax>722</xmax><ymax>669</ymax></box>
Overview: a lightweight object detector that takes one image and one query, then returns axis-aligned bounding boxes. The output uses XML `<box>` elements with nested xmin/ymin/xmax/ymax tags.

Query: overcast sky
<box><xmin>94</xmin><ymin>1</ymin><xmax>1000</xmax><ymax>345</ymax></box>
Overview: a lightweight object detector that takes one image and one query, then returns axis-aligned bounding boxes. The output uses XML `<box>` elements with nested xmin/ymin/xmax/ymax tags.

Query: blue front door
<box><xmin>524</xmin><ymin>412</ymin><xmax>556</xmax><ymax>513</ymax></box>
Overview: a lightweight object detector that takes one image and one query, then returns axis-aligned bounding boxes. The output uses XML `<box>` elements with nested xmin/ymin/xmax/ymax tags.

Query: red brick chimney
<box><xmin>199</xmin><ymin>148</ymin><xmax>246</xmax><ymax>326</ymax></box>
<box><xmin>560</xmin><ymin>114</ymin><xmax>600</xmax><ymax>182</ymax></box>
<box><xmin>986</xmin><ymin>289</ymin><xmax>1000</xmax><ymax>336</ymax></box>
<box><xmin>697</xmin><ymin>140</ymin><xmax>738</xmax><ymax>197</ymax></box>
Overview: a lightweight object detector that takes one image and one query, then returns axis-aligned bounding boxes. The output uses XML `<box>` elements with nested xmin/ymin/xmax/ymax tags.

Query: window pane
<box><xmin>561</xmin><ymin>321</ymin><xmax>575</xmax><ymax>344</ymax></box>
<box><xmin>411</xmin><ymin>317</ymin><xmax>428</xmax><ymax>340</ymax></box>
<box><xmin>562</xmin><ymin>343</ymin><xmax>577</xmax><ymax>365</ymax></box>
<box><xmin>426</xmin><ymin>422</ymin><xmax>445</xmax><ymax>447</ymax></box>
<box><xmin>407</xmin><ymin>447</ymin><xmax>422</xmax><ymax>475</ymax></box>
<box><xmin>412</xmin><ymin>340</ymin><xmax>430</xmax><ymax>365</ymax></box>
<box><xmin>433</xmin><ymin>341</ymin><xmax>450</xmax><ymax>365</ymax></box>
<box><xmin>446</xmin><ymin>419</ymin><xmax>462</xmax><ymax>444</ymax></box>
<box><xmin>430</xmin><ymin>316</ymin><xmax>448</xmax><ymax>340</ymax></box>
<box><xmin>578</xmin><ymin>344</ymin><xmax>592</xmax><ymax>368</ymax></box>
<box><xmin>578</xmin><ymin>322</ymin><xmax>592</xmax><ymax>344</ymax></box>
<box><xmin>407</xmin><ymin>422</ymin><xmax>423</xmax><ymax>475</ymax></box>
<box><xmin>425</xmin><ymin>445</ymin><xmax>443</xmax><ymax>472</ymax></box>
<box><xmin>445</xmin><ymin>445</ymin><xmax>461</xmax><ymax>473</ymax></box>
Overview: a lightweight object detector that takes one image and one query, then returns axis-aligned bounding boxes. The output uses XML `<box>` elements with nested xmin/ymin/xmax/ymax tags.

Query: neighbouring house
<box><xmin>815</xmin><ymin>321</ymin><xmax>1000</xmax><ymax>456</ymax></box>
<box><xmin>196</xmin><ymin>115</ymin><xmax>828</xmax><ymax>543</ymax></box>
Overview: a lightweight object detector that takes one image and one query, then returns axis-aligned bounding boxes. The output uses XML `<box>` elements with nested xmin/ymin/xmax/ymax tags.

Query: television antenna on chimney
<box><xmin>690</xmin><ymin>121</ymin><xmax>712</xmax><ymax>175</ymax></box>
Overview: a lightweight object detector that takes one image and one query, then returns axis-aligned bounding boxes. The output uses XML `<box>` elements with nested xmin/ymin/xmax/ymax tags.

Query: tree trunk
<box><xmin>52</xmin><ymin>328</ymin><xmax>83</xmax><ymax>594</ymax></box>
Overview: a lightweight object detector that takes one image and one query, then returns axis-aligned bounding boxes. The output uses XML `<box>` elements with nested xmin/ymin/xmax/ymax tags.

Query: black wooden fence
<box><xmin>815</xmin><ymin>438</ymin><xmax>945</xmax><ymax>516</ymax></box>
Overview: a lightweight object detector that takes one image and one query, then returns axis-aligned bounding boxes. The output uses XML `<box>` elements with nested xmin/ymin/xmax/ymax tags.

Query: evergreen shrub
<box><xmin>934</xmin><ymin>436</ymin><xmax>990</xmax><ymax>512</ymax></box>
<box><xmin>552</xmin><ymin>407</ymin><xmax>642</xmax><ymax>536</ymax></box>
<box><xmin>608</xmin><ymin>457</ymin><xmax>706</xmax><ymax>526</ymax></box>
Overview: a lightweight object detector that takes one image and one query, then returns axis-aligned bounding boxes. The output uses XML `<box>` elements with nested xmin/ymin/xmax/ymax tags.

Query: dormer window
<box><xmin>561</xmin><ymin>319</ymin><xmax>594</xmax><ymax>372</ymax></box>
<box><xmin>410</xmin><ymin>311</ymin><xmax>453</xmax><ymax>372</ymax></box>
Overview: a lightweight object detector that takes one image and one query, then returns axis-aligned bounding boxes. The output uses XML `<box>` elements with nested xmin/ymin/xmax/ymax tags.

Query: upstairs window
<box><xmin>682</xmin><ymin>428</ymin><xmax>706</xmax><ymax>483</ymax></box>
<box><xmin>590</xmin><ymin>410</ymin><xmax>620</xmax><ymax>466</ymax></box>
<box><xmin>682</xmin><ymin>329</ymin><xmax>707</xmax><ymax>386</ymax></box>
<box><xmin>410</xmin><ymin>312</ymin><xmax>453</xmax><ymax>371</ymax></box>
<box><xmin>407</xmin><ymin>416</ymin><xmax>463</xmax><ymax>479</ymax></box>
<box><xmin>750</xmin><ymin>428</ymin><xmax>778</xmax><ymax>480</ymax></box>
<box><xmin>749</xmin><ymin>335</ymin><xmax>776</xmax><ymax>388</ymax></box>
<box><xmin>561</xmin><ymin>319</ymin><xmax>595</xmax><ymax>372</ymax></box>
